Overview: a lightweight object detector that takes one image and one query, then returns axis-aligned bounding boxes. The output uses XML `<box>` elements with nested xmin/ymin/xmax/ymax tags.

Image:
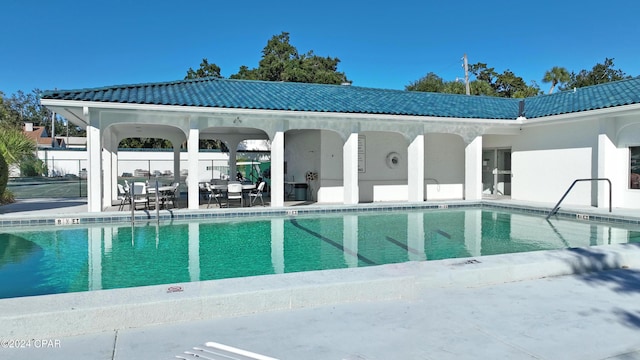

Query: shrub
<box><xmin>20</xmin><ymin>156</ymin><xmax>47</xmax><ymax>177</ymax></box>
<box><xmin>0</xmin><ymin>189</ymin><xmax>14</xmax><ymax>205</ymax></box>
<box><xmin>0</xmin><ymin>152</ymin><xmax>7</xmax><ymax>198</ymax></box>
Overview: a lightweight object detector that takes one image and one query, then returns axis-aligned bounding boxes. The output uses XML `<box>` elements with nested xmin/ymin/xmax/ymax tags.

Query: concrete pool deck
<box><xmin>1</xmin><ymin>198</ymin><xmax>640</xmax><ymax>359</ymax></box>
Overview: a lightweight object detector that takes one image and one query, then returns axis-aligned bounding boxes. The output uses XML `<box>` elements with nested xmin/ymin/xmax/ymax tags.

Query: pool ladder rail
<box><xmin>546</xmin><ymin>178</ymin><xmax>611</xmax><ymax>220</ymax></box>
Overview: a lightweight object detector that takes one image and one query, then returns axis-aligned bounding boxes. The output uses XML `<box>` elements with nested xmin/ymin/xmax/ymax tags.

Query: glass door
<box><xmin>482</xmin><ymin>148</ymin><xmax>511</xmax><ymax>196</ymax></box>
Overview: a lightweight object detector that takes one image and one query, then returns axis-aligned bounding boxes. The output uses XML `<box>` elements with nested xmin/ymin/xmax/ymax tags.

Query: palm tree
<box><xmin>543</xmin><ymin>66</ymin><xmax>571</xmax><ymax>94</ymax></box>
<box><xmin>0</xmin><ymin>125</ymin><xmax>36</xmax><ymax>166</ymax></box>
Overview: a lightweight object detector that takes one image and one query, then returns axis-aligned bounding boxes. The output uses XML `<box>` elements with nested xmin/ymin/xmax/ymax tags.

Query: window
<box><xmin>631</xmin><ymin>147</ymin><xmax>640</xmax><ymax>189</ymax></box>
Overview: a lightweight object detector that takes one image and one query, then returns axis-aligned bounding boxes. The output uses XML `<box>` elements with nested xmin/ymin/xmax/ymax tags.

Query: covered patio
<box><xmin>41</xmin><ymin>76</ymin><xmax>640</xmax><ymax>213</ymax></box>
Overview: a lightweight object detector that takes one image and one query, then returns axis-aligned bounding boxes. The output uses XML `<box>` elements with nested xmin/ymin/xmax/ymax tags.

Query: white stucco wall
<box><xmin>359</xmin><ymin>131</ymin><xmax>408</xmax><ymax>202</ymax></box>
<box><xmin>511</xmin><ymin>120</ymin><xmax>598</xmax><ymax>206</ymax></box>
<box><xmin>39</xmin><ymin>149</ymin><xmax>88</xmax><ymax>177</ymax></box>
<box><xmin>424</xmin><ymin>133</ymin><xmax>465</xmax><ymax>200</ymax></box>
<box><xmin>318</xmin><ymin>130</ymin><xmax>344</xmax><ymax>203</ymax></box>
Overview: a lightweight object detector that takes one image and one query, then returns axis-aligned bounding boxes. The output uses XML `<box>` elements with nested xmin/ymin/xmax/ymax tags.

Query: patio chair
<box><xmin>117</xmin><ymin>183</ymin><xmax>130</xmax><ymax>211</ymax></box>
<box><xmin>249</xmin><ymin>181</ymin><xmax>266</xmax><ymax>206</ymax></box>
<box><xmin>131</xmin><ymin>182</ymin><xmax>149</xmax><ymax>210</ymax></box>
<box><xmin>226</xmin><ymin>183</ymin><xmax>243</xmax><ymax>207</ymax></box>
<box><xmin>205</xmin><ymin>182</ymin><xmax>225</xmax><ymax>208</ymax></box>
<box><xmin>166</xmin><ymin>182</ymin><xmax>180</xmax><ymax>209</ymax></box>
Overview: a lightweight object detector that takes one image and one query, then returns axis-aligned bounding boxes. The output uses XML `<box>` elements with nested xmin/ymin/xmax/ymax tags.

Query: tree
<box><xmin>0</xmin><ymin>152</ymin><xmax>8</xmax><ymax>201</ymax></box>
<box><xmin>494</xmin><ymin>70</ymin><xmax>542</xmax><ymax>98</ymax></box>
<box><xmin>229</xmin><ymin>32</ymin><xmax>349</xmax><ymax>84</ymax></box>
<box><xmin>186</xmin><ymin>33</ymin><xmax>349</xmax><ymax>85</ymax></box>
<box><xmin>408</xmin><ymin>62</ymin><xmax>540</xmax><ymax>98</ymax></box>
<box><xmin>406</xmin><ymin>72</ymin><xmax>445</xmax><ymax>92</ymax></box>
<box><xmin>185</xmin><ymin>58</ymin><xmax>222</xmax><ymax>79</ymax></box>
<box><xmin>466</xmin><ymin>63</ymin><xmax>541</xmax><ymax>97</ymax></box>
<box><xmin>469</xmin><ymin>62</ymin><xmax>498</xmax><ymax>85</ymax></box>
<box><xmin>542</xmin><ymin>66</ymin><xmax>570</xmax><ymax>94</ymax></box>
<box><xmin>119</xmin><ymin>138</ymin><xmax>172</xmax><ymax>149</ymax></box>
<box><xmin>0</xmin><ymin>124</ymin><xmax>37</xmax><ymax>166</ymax></box>
<box><xmin>513</xmin><ymin>81</ymin><xmax>543</xmax><ymax>98</ymax></box>
<box><xmin>6</xmin><ymin>90</ymin><xmax>51</xmax><ymax>128</ymax></box>
<box><xmin>563</xmin><ymin>58</ymin><xmax>631</xmax><ymax>90</ymax></box>
<box><xmin>0</xmin><ymin>91</ymin><xmax>19</xmax><ymax>127</ymax></box>
<box><xmin>469</xmin><ymin>80</ymin><xmax>496</xmax><ymax>96</ymax></box>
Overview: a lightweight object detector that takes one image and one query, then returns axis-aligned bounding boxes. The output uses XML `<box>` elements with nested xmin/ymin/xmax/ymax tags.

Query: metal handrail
<box><xmin>546</xmin><ymin>178</ymin><xmax>611</xmax><ymax>220</ymax></box>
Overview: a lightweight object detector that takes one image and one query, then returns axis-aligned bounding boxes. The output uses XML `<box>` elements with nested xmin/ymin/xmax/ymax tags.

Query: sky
<box><xmin>1</xmin><ymin>0</ymin><xmax>639</xmax><ymax>97</ymax></box>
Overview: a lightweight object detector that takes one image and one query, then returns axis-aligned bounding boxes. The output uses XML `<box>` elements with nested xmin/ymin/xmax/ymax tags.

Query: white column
<box><xmin>464</xmin><ymin>209</ymin><xmax>482</xmax><ymax>257</ymax></box>
<box><xmin>88</xmin><ymin>227</ymin><xmax>102</xmax><ymax>290</ymax></box>
<box><xmin>597</xmin><ymin>133</ymin><xmax>616</xmax><ymax>208</ymax></box>
<box><xmin>271</xmin><ymin>218</ymin><xmax>284</xmax><ymax>274</ymax></box>
<box><xmin>86</xmin><ymin>114</ymin><xmax>102</xmax><ymax>212</ymax></box>
<box><xmin>343</xmin><ymin>133</ymin><xmax>359</xmax><ymax>204</ymax></box>
<box><xmin>187</xmin><ymin>127</ymin><xmax>200</xmax><ymax>209</ymax></box>
<box><xmin>173</xmin><ymin>145</ymin><xmax>181</xmax><ymax>186</ymax></box>
<box><xmin>104</xmin><ymin>226</ymin><xmax>114</xmax><ymax>255</ymax></box>
<box><xmin>408</xmin><ymin>134</ymin><xmax>424</xmax><ymax>202</ymax></box>
<box><xmin>227</xmin><ymin>139</ymin><xmax>240</xmax><ymax>180</ymax></box>
<box><xmin>464</xmin><ymin>136</ymin><xmax>483</xmax><ymax>200</ymax></box>
<box><xmin>343</xmin><ymin>215</ymin><xmax>358</xmax><ymax>267</ymax></box>
<box><xmin>111</xmin><ymin>144</ymin><xmax>119</xmax><ymax>203</ymax></box>
<box><xmin>188</xmin><ymin>223</ymin><xmax>200</xmax><ymax>281</ymax></box>
<box><xmin>270</xmin><ymin>131</ymin><xmax>285</xmax><ymax>207</ymax></box>
<box><xmin>407</xmin><ymin>212</ymin><xmax>426</xmax><ymax>261</ymax></box>
<box><xmin>101</xmin><ymin>130</ymin><xmax>113</xmax><ymax>208</ymax></box>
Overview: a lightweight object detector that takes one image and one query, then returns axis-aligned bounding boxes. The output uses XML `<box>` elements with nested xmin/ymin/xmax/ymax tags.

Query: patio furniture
<box><xmin>205</xmin><ymin>182</ymin><xmax>226</xmax><ymax>208</ymax></box>
<box><xmin>164</xmin><ymin>182</ymin><xmax>180</xmax><ymax>209</ymax></box>
<box><xmin>117</xmin><ymin>183</ymin><xmax>130</xmax><ymax>211</ymax></box>
<box><xmin>250</xmin><ymin>181</ymin><xmax>266</xmax><ymax>206</ymax></box>
<box><xmin>226</xmin><ymin>183</ymin><xmax>243</xmax><ymax>207</ymax></box>
<box><xmin>131</xmin><ymin>182</ymin><xmax>149</xmax><ymax>210</ymax></box>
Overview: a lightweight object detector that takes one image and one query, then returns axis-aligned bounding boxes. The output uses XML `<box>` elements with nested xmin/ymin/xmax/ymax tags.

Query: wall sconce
<box><xmin>233</xmin><ymin>117</ymin><xmax>241</xmax><ymax>124</ymax></box>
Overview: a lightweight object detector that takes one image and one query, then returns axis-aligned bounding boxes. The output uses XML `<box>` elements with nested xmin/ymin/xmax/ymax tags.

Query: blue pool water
<box><xmin>1</xmin><ymin>208</ymin><xmax>639</xmax><ymax>299</ymax></box>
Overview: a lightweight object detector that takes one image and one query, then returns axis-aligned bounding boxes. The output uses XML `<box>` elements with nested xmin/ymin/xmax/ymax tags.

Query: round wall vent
<box><xmin>386</xmin><ymin>152</ymin><xmax>400</xmax><ymax>169</ymax></box>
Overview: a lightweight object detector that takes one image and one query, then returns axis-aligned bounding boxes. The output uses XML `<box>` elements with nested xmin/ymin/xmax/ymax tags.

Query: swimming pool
<box><xmin>1</xmin><ymin>208</ymin><xmax>639</xmax><ymax>299</ymax></box>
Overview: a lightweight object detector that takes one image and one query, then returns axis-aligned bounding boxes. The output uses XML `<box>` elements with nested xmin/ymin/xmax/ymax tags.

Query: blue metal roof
<box><xmin>40</xmin><ymin>78</ymin><xmax>519</xmax><ymax>119</ymax></box>
<box><xmin>523</xmin><ymin>77</ymin><xmax>640</xmax><ymax>118</ymax></box>
<box><xmin>40</xmin><ymin>76</ymin><xmax>640</xmax><ymax>120</ymax></box>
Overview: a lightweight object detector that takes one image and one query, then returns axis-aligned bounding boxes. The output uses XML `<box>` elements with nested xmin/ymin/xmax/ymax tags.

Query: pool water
<box><xmin>1</xmin><ymin>209</ymin><xmax>639</xmax><ymax>299</ymax></box>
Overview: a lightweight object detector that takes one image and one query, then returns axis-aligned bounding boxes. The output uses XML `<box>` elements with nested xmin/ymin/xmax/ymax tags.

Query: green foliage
<box><xmin>188</xmin><ymin>32</ymin><xmax>349</xmax><ymax>85</ymax></box>
<box><xmin>406</xmin><ymin>67</ymin><xmax>541</xmax><ymax>98</ymax></box>
<box><xmin>562</xmin><ymin>58</ymin><xmax>631</xmax><ymax>90</ymax></box>
<box><xmin>0</xmin><ymin>151</ymin><xmax>8</xmax><ymax>200</ymax></box>
<box><xmin>200</xmin><ymin>139</ymin><xmax>228</xmax><ymax>151</ymax></box>
<box><xmin>408</xmin><ymin>62</ymin><xmax>542</xmax><ymax>98</ymax></box>
<box><xmin>406</xmin><ymin>72</ymin><xmax>445</xmax><ymax>92</ymax></box>
<box><xmin>469</xmin><ymin>63</ymin><xmax>498</xmax><ymax>85</ymax></box>
<box><xmin>513</xmin><ymin>81</ymin><xmax>544</xmax><ymax>98</ymax></box>
<box><xmin>469</xmin><ymin>80</ymin><xmax>496</xmax><ymax>96</ymax></box>
<box><xmin>471</xmin><ymin>64</ymin><xmax>541</xmax><ymax>98</ymax></box>
<box><xmin>0</xmin><ymin>124</ymin><xmax>36</xmax><ymax>165</ymax></box>
<box><xmin>119</xmin><ymin>138</ymin><xmax>173</xmax><ymax>149</ymax></box>
<box><xmin>0</xmin><ymin>189</ymin><xmax>14</xmax><ymax>205</ymax></box>
<box><xmin>542</xmin><ymin>66</ymin><xmax>571</xmax><ymax>94</ymax></box>
<box><xmin>3</xmin><ymin>90</ymin><xmax>50</xmax><ymax>128</ymax></box>
<box><xmin>20</xmin><ymin>156</ymin><xmax>47</xmax><ymax>176</ymax></box>
<box><xmin>185</xmin><ymin>58</ymin><xmax>222</xmax><ymax>79</ymax></box>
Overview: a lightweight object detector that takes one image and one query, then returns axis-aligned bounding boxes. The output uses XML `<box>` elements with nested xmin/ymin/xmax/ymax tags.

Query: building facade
<box><xmin>40</xmin><ymin>77</ymin><xmax>640</xmax><ymax>212</ymax></box>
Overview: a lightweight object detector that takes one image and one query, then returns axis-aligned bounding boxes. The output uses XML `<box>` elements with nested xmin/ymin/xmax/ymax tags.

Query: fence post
<box><xmin>78</xmin><ymin>159</ymin><xmax>82</xmax><ymax>197</ymax></box>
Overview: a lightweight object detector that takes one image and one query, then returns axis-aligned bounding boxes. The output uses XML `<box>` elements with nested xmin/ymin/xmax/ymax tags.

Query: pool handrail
<box><xmin>546</xmin><ymin>178</ymin><xmax>611</xmax><ymax>220</ymax></box>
